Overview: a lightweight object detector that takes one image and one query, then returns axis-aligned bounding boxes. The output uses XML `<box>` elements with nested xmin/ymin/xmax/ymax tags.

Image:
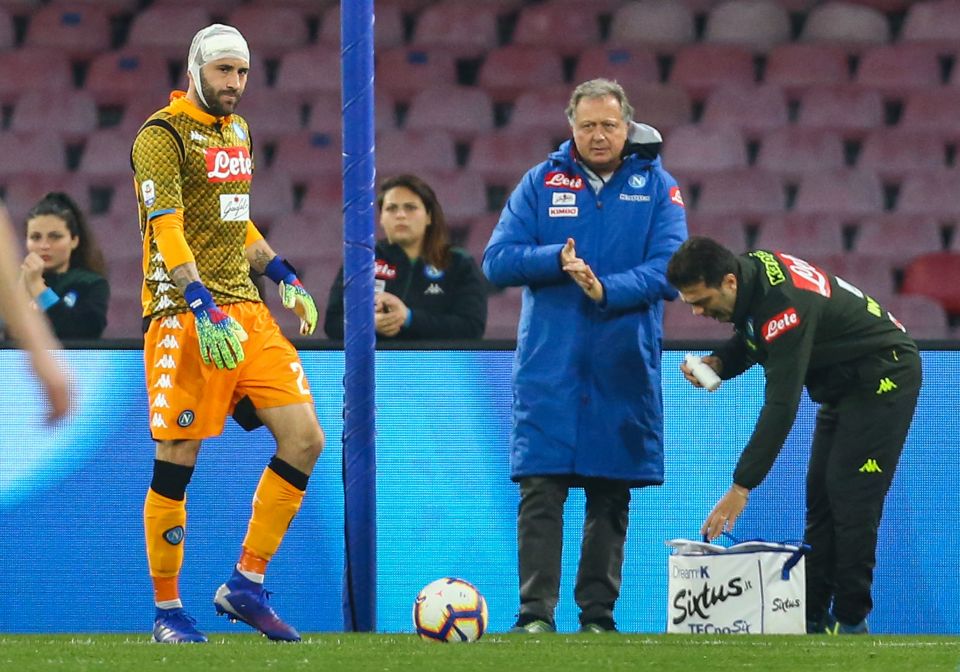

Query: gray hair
<box><xmin>565</xmin><ymin>79</ymin><xmax>635</xmax><ymax>125</ymax></box>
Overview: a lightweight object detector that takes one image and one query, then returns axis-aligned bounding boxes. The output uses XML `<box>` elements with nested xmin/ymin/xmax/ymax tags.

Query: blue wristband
<box><xmin>183</xmin><ymin>281</ymin><xmax>214</xmax><ymax>315</ymax></box>
<box><xmin>264</xmin><ymin>256</ymin><xmax>297</xmax><ymax>286</ymax></box>
<box><xmin>36</xmin><ymin>288</ymin><xmax>60</xmax><ymax>312</ymax></box>
<box><xmin>403</xmin><ymin>309</ymin><xmax>413</xmax><ymax>328</ymax></box>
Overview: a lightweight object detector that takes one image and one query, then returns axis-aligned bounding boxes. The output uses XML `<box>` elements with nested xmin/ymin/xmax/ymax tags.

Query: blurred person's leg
<box><xmin>515</xmin><ymin>476</ymin><xmax>569</xmax><ymax>629</ymax></box>
<box><xmin>575</xmin><ymin>478</ymin><xmax>629</xmax><ymax>631</ymax></box>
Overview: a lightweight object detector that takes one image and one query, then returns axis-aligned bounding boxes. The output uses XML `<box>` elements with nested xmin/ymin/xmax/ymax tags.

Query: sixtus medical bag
<box><xmin>666</xmin><ymin>535</ymin><xmax>809</xmax><ymax>634</ymax></box>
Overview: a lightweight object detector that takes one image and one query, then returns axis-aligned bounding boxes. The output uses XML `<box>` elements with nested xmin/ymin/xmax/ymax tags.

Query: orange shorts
<box><xmin>144</xmin><ymin>301</ymin><xmax>313</xmax><ymax>440</ymax></box>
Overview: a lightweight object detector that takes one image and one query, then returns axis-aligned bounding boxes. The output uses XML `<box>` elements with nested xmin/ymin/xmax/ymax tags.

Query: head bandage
<box><xmin>187</xmin><ymin>24</ymin><xmax>249</xmax><ymax>109</ymax></box>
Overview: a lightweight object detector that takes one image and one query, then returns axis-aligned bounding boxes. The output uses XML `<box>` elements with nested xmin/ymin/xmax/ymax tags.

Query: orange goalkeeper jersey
<box><xmin>132</xmin><ymin>91</ymin><xmax>261</xmax><ymax>319</ymax></box>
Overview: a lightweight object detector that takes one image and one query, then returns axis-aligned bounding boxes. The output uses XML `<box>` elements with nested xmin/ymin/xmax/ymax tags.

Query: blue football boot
<box><xmin>213</xmin><ymin>567</ymin><xmax>301</xmax><ymax>642</ymax></box>
<box><xmin>152</xmin><ymin>607</ymin><xmax>208</xmax><ymax>643</ymax></box>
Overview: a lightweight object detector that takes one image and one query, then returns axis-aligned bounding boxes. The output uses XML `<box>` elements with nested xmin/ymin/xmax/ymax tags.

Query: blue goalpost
<box><xmin>340</xmin><ymin>0</ymin><xmax>377</xmax><ymax>632</ymax></box>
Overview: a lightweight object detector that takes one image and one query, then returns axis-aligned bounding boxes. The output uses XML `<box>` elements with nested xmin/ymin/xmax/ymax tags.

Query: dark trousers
<box><xmin>804</xmin><ymin>348</ymin><xmax>921</xmax><ymax>626</ymax></box>
<box><xmin>516</xmin><ymin>476</ymin><xmax>631</xmax><ymax>625</ymax></box>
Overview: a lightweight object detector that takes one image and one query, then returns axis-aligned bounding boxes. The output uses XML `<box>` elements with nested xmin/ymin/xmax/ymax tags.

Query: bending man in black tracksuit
<box><xmin>666</xmin><ymin>236</ymin><xmax>922</xmax><ymax>635</ymax></box>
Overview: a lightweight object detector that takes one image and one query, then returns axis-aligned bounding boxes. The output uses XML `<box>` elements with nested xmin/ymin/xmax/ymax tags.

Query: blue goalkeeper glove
<box><xmin>184</xmin><ymin>281</ymin><xmax>248</xmax><ymax>370</ymax></box>
<box><xmin>264</xmin><ymin>256</ymin><xmax>318</xmax><ymax>336</ymax></box>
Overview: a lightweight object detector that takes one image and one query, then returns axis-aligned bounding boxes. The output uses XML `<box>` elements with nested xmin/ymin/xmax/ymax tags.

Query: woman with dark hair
<box><xmin>324</xmin><ymin>174</ymin><xmax>487</xmax><ymax>340</ymax></box>
<box><xmin>20</xmin><ymin>192</ymin><xmax>110</xmax><ymax>339</ymax></box>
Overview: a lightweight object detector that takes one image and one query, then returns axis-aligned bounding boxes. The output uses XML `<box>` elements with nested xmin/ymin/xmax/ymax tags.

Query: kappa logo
<box><xmin>544</xmin><ymin>171</ymin><xmax>584</xmax><ymax>190</ymax></box>
<box><xmin>205</xmin><ymin>146</ymin><xmax>252</xmax><ymax>182</ymax></box>
<box><xmin>158</xmin><ymin>334</ymin><xmax>180</xmax><ymax>349</ymax></box>
<box><xmin>154</xmin><ymin>374</ymin><xmax>173</xmax><ymax>389</ymax></box>
<box><xmin>160</xmin><ymin>315</ymin><xmax>183</xmax><ymax>329</ymax></box>
<box><xmin>859</xmin><ymin>459</ymin><xmax>883</xmax><ymax>474</ymax></box>
<box><xmin>151</xmin><ymin>412</ymin><xmax>168</xmax><ymax>428</ymax></box>
<box><xmin>149</xmin><ymin>267</ymin><xmax>170</xmax><ymax>282</ymax></box>
<box><xmin>424</xmin><ymin>283</ymin><xmax>443</xmax><ymax>295</ymax></box>
<box><xmin>152</xmin><ymin>393</ymin><xmax>169</xmax><ymax>409</ymax></box>
<box><xmin>163</xmin><ymin>526</ymin><xmax>184</xmax><ymax>545</ymax></box>
<box><xmin>155</xmin><ymin>354</ymin><xmax>176</xmax><ymax>369</ymax></box>
<box><xmin>876</xmin><ymin>377</ymin><xmax>897</xmax><ymax>394</ymax></box>
<box><xmin>155</xmin><ymin>295</ymin><xmax>176</xmax><ymax>310</ymax></box>
<box><xmin>189</xmin><ymin>130</ymin><xmax>206</xmax><ymax>144</ymax></box>
<box><xmin>762</xmin><ymin>307</ymin><xmax>800</xmax><ymax>342</ymax></box>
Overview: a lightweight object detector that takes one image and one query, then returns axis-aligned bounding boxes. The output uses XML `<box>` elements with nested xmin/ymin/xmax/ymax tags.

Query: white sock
<box><xmin>237</xmin><ymin>564</ymin><xmax>265</xmax><ymax>584</ymax></box>
<box><xmin>156</xmin><ymin>598</ymin><xmax>183</xmax><ymax>610</ymax></box>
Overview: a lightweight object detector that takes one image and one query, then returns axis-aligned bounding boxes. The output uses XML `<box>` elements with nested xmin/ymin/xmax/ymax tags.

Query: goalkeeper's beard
<box><xmin>198</xmin><ymin>72</ymin><xmax>242</xmax><ymax>118</ymax></box>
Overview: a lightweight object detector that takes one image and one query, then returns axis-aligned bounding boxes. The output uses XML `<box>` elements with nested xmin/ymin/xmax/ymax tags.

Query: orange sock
<box><xmin>144</xmin><ymin>488</ymin><xmax>187</xmax><ymax>606</ymax></box>
<box><xmin>240</xmin><ymin>466</ymin><xmax>305</xmax><ymax>570</ymax></box>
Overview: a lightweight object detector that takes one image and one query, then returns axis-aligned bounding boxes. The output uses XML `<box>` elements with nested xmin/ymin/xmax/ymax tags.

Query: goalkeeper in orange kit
<box><xmin>131</xmin><ymin>24</ymin><xmax>323</xmax><ymax>643</ymax></box>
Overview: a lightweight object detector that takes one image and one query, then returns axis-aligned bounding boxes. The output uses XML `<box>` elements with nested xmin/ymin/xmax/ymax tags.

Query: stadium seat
<box><xmin>104</xmin><ymin>294</ymin><xmax>146</xmax><ymax>339</ymax></box>
<box><xmin>902</xmin><ymin>0</ymin><xmax>960</xmax><ymax>46</ymax></box>
<box><xmin>468</xmin><ymin>130</ymin><xmax>555</xmax><ymax>189</ymax></box>
<box><xmin>756</xmin><ymin>127</ymin><xmax>846</xmax><ymax>178</ymax></box>
<box><xmin>855</xmin><ymin>44</ymin><xmax>944</xmax><ymax>96</ymax></box>
<box><xmin>405</xmin><ymin>86</ymin><xmax>494</xmax><ymax>141</ymax></box>
<box><xmin>764</xmin><ymin>44</ymin><xmax>851</xmax><ymax>94</ymax></box>
<box><xmin>410</xmin><ymin>0</ymin><xmax>500</xmax><ymax>58</ymax></box>
<box><xmin>421</xmin><ymin>170</ymin><xmax>488</xmax><ymax>221</ymax></box>
<box><xmin>794</xmin><ymin>171</ymin><xmax>884</xmax><ymax>217</ymax></box>
<box><xmin>249</xmin><ymin>171</ymin><xmax>296</xmax><ymax>223</ymax></box>
<box><xmin>320</xmin><ymin>5</ymin><xmax>404</xmax><ymax>49</ymax></box>
<box><xmin>685</xmin><ymin>214</ymin><xmax>750</xmax><ymax>252</ymax></box>
<box><xmin>0</xmin><ymin>174</ymin><xmax>74</xmax><ymax>224</ymax></box>
<box><xmin>854</xmin><ymin>215</ymin><xmax>944</xmax><ymax>261</ymax></box>
<box><xmin>703</xmin><ymin>0</ymin><xmax>791</xmax><ymax>50</ymax></box>
<box><xmin>896</xmin><ymin>171</ymin><xmax>960</xmax><ymax>217</ymax></box>
<box><xmin>800</xmin><ymin>2</ymin><xmax>891</xmax><ymax>49</ymax></box>
<box><xmin>507</xmin><ymin>85</ymin><xmax>575</xmax><ymax>139</ymax></box>
<box><xmin>0</xmin><ymin>133</ymin><xmax>66</xmax><ymax>177</ymax></box>
<box><xmin>275</xmin><ymin>46</ymin><xmax>342</xmax><ymax>101</ymax></box>
<box><xmin>267</xmin><ymin>216</ymin><xmax>343</xmax><ymax>263</ymax></box>
<box><xmin>839</xmin><ymin>0</ymin><xmax>916</xmax><ymax>10</ymax></box>
<box><xmin>629</xmin><ymin>85</ymin><xmax>692</xmax><ymax>132</ymax></box>
<box><xmin>270</xmin><ymin>132</ymin><xmax>343</xmax><ymax>178</ymax></box>
<box><xmin>375</xmin><ymin>49</ymin><xmax>457</xmax><ymax>102</ymax></box>
<box><xmin>695</xmin><ymin>170</ymin><xmax>786</xmax><ymax>218</ymax></box>
<box><xmin>23</xmin><ymin>4</ymin><xmax>112</xmax><ymax>57</ymax></box>
<box><xmin>511</xmin><ymin>1</ymin><xmax>603</xmax><ymax>55</ymax></box>
<box><xmin>669</xmin><ymin>45</ymin><xmax>756</xmax><ymax>98</ymax></box>
<box><xmin>822</xmin><ymin>252</ymin><xmax>896</xmax><ymax>302</ymax></box>
<box><xmin>377</xmin><ymin>130</ymin><xmax>457</xmax><ymax>176</ymax></box>
<box><xmin>464</xmin><ymin>213</ymin><xmax>500</xmax><ymax>264</ymax></box>
<box><xmin>85</xmin><ymin>49</ymin><xmax>174</xmax><ymax>105</ymax></box>
<box><xmin>899</xmin><ymin>89</ymin><xmax>960</xmax><ymax>134</ymax></box>
<box><xmin>856</xmin><ymin>130</ymin><xmax>949</xmax><ymax>180</ymax></box>
<box><xmin>663</xmin><ymin>299</ymin><xmax>735</xmax><ymax>341</ymax></box>
<box><xmin>796</xmin><ymin>86</ymin><xmax>884</xmax><ymax>136</ymax></box>
<box><xmin>227</xmin><ymin>6</ymin><xmax>311</xmax><ymax>58</ymax></box>
<box><xmin>485</xmin><ymin>286</ymin><xmax>522</xmax><ymax>340</ymax></box>
<box><xmin>662</xmin><ymin>125</ymin><xmax>748</xmax><ymax>176</ymax></box>
<box><xmin>236</xmin><ymin>90</ymin><xmax>305</xmax><ymax>142</ymax></box>
<box><xmin>298</xmin><ymin>178</ymin><xmax>342</xmax><ymax>218</ymax></box>
<box><xmin>700</xmin><ymin>85</ymin><xmax>789</xmax><ymax>137</ymax></box>
<box><xmin>572</xmin><ymin>47</ymin><xmax>660</xmax><ymax>96</ymax></box>
<box><xmin>307</xmin><ymin>92</ymin><xmax>396</xmax><ymax>135</ymax></box>
<box><xmin>150</xmin><ymin>0</ymin><xmax>236</xmax><ymax>12</ymax></box>
<box><xmin>10</xmin><ymin>90</ymin><xmax>97</xmax><ymax>139</ymax></box>
<box><xmin>477</xmin><ymin>46</ymin><xmax>566</xmax><ymax>103</ymax></box>
<box><xmin>117</xmin><ymin>96</ymin><xmax>172</xmax><ymax>134</ymax></box>
<box><xmin>0</xmin><ymin>49</ymin><xmax>72</xmax><ymax>101</ymax></box>
<box><xmin>125</xmin><ymin>6</ymin><xmax>212</xmax><ymax>57</ymax></box>
<box><xmin>47</xmin><ymin>0</ymin><xmax>138</xmax><ymax>9</ymax></box>
<box><xmin>0</xmin><ymin>8</ymin><xmax>10</xmax><ymax>50</ymax></box>
<box><xmin>78</xmin><ymin>130</ymin><xmax>136</xmax><ymax>179</ymax></box>
<box><xmin>608</xmin><ymin>1</ymin><xmax>695</xmax><ymax>50</ymax></box>
<box><xmin>753</xmin><ymin>216</ymin><xmax>845</xmax><ymax>260</ymax></box>
<box><xmin>883</xmin><ymin>293</ymin><xmax>951</xmax><ymax>339</ymax></box>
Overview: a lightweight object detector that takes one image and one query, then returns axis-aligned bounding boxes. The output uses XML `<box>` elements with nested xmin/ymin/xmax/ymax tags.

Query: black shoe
<box><xmin>508</xmin><ymin>614</ymin><xmax>556</xmax><ymax>634</ymax></box>
<box><xmin>579</xmin><ymin>616</ymin><xmax>617</xmax><ymax>633</ymax></box>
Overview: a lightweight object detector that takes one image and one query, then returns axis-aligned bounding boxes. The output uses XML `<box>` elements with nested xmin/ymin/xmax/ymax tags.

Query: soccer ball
<box><xmin>412</xmin><ymin>577</ymin><xmax>488</xmax><ymax>643</ymax></box>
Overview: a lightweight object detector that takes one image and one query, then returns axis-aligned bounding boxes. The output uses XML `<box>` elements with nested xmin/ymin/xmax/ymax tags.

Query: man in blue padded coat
<box><xmin>483</xmin><ymin>78</ymin><xmax>687</xmax><ymax>633</ymax></box>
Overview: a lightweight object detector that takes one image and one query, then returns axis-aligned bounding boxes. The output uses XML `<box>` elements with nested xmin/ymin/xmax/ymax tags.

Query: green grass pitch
<box><xmin>2</xmin><ymin>634</ymin><xmax>959</xmax><ymax>672</ymax></box>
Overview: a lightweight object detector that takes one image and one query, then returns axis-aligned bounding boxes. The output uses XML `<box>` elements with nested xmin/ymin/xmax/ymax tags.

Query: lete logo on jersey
<box><xmin>205</xmin><ymin>147</ymin><xmax>252</xmax><ymax>182</ymax></box>
<box><xmin>762</xmin><ymin>307</ymin><xmax>801</xmax><ymax>342</ymax></box>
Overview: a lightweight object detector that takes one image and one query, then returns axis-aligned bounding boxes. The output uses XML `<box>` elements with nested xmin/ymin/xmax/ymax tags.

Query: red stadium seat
<box><xmin>11</xmin><ymin>90</ymin><xmax>97</xmax><ymax>139</ymax></box>
<box><xmin>507</xmin><ymin>85</ymin><xmax>574</xmax><ymax>139</ymax></box>
<box><xmin>703</xmin><ymin>0</ymin><xmax>791</xmax><ymax>50</ymax></box>
<box><xmin>753</xmin><ymin>216</ymin><xmax>845</xmax><ymax>260</ymax></box>
<box><xmin>307</xmin><ymin>92</ymin><xmax>396</xmax><ymax>135</ymax></box>
<box><xmin>464</xmin><ymin>213</ymin><xmax>500</xmax><ymax>263</ymax></box>
<box><xmin>249</xmin><ymin>171</ymin><xmax>296</xmax><ymax>223</ymax></box>
<box><xmin>512</xmin><ymin>1</ymin><xmax>602</xmax><ymax>55</ymax></box>
<box><xmin>410</xmin><ymin>0</ymin><xmax>500</xmax><ymax>58</ymax></box>
<box><xmin>421</xmin><ymin>170</ymin><xmax>488</xmax><ymax>221</ymax></box>
<box><xmin>125</xmin><ymin>6</ymin><xmax>212</xmax><ymax>57</ymax></box>
<box><xmin>857</xmin><ymin>129</ymin><xmax>949</xmax><ymax>180</ymax></box>
<box><xmin>822</xmin><ymin>253</ymin><xmax>896</xmax><ymax>302</ymax></box>
<box><xmin>856</xmin><ymin>44</ymin><xmax>944</xmax><ymax>97</ymax></box>
<box><xmin>78</xmin><ymin>130</ymin><xmax>136</xmax><ymax>179</ymax></box>
<box><xmin>853</xmin><ymin>215</ymin><xmax>944</xmax><ymax>261</ymax></box>
<box><xmin>662</xmin><ymin>125</ymin><xmax>748</xmax><ymax>176</ymax></box>
<box><xmin>117</xmin><ymin>96</ymin><xmax>173</xmax><ymax>134</ymax></box>
<box><xmin>23</xmin><ymin>4</ymin><xmax>111</xmax><ymax>58</ymax></box>
<box><xmin>150</xmin><ymin>0</ymin><xmax>237</xmax><ymax>12</ymax></box>
<box><xmin>764</xmin><ymin>44</ymin><xmax>851</xmax><ymax>94</ymax></box>
<box><xmin>377</xmin><ymin>130</ymin><xmax>457</xmax><ymax>176</ymax></box>
<box><xmin>104</xmin><ymin>294</ymin><xmax>146</xmax><ymax>339</ymax></box>
<box><xmin>485</xmin><ymin>286</ymin><xmax>522</xmax><ymax>340</ymax></box>
<box><xmin>700</xmin><ymin>85</ymin><xmax>789</xmax><ymax>137</ymax></box>
<box><xmin>267</xmin><ymin>216</ymin><xmax>343</xmax><ymax>264</ymax></box>
<box><xmin>800</xmin><ymin>2</ymin><xmax>891</xmax><ymax>49</ymax></box>
<box><xmin>0</xmin><ymin>8</ymin><xmax>11</xmax><ymax>50</ymax></box>
<box><xmin>320</xmin><ymin>5</ymin><xmax>404</xmax><ymax>49</ymax></box>
<box><xmin>468</xmin><ymin>130</ymin><xmax>555</xmax><ymax>189</ymax></box>
<box><xmin>0</xmin><ymin>49</ymin><xmax>72</xmax><ymax>101</ymax></box>
<box><xmin>902</xmin><ymin>0</ymin><xmax>960</xmax><ymax>46</ymax></box>
<box><xmin>896</xmin><ymin>171</ymin><xmax>960</xmax><ymax>216</ymax></box>
<box><xmin>883</xmin><ymin>293</ymin><xmax>951</xmax><ymax>339</ymax></box>
<box><xmin>275</xmin><ymin>46</ymin><xmax>341</xmax><ymax>101</ymax></box>
<box><xmin>669</xmin><ymin>45</ymin><xmax>756</xmax><ymax>98</ymax></box>
<box><xmin>899</xmin><ymin>89</ymin><xmax>960</xmax><ymax>134</ymax></box>
<box><xmin>663</xmin><ymin>299</ymin><xmax>736</xmax><ymax>341</ymax></box>
<box><xmin>756</xmin><ymin>127</ymin><xmax>846</xmax><ymax>178</ymax></box>
<box><xmin>685</xmin><ymin>214</ymin><xmax>750</xmax><ymax>252</ymax></box>
<box><xmin>796</xmin><ymin>86</ymin><xmax>884</xmax><ymax>136</ymax></box>
<box><xmin>608</xmin><ymin>1</ymin><xmax>694</xmax><ymax>50</ymax></box>
<box><xmin>271</xmin><ymin>132</ymin><xmax>343</xmax><ymax>178</ymax></box>
<box><xmin>405</xmin><ymin>85</ymin><xmax>494</xmax><ymax>141</ymax></box>
<box><xmin>794</xmin><ymin>171</ymin><xmax>884</xmax><ymax>217</ymax></box>
<box><xmin>477</xmin><ymin>46</ymin><xmax>566</xmax><ymax>103</ymax></box>
<box><xmin>695</xmin><ymin>170</ymin><xmax>786</xmax><ymax>218</ymax></box>
<box><xmin>226</xmin><ymin>6</ymin><xmax>311</xmax><ymax>57</ymax></box>
<box><xmin>85</xmin><ymin>49</ymin><xmax>174</xmax><ymax>106</ymax></box>
<box><xmin>573</xmin><ymin>47</ymin><xmax>659</xmax><ymax>94</ymax></box>
<box><xmin>236</xmin><ymin>90</ymin><xmax>305</xmax><ymax>143</ymax></box>
<box><xmin>375</xmin><ymin>48</ymin><xmax>457</xmax><ymax>102</ymax></box>
<box><xmin>0</xmin><ymin>133</ymin><xmax>66</xmax><ymax>177</ymax></box>
<box><xmin>298</xmin><ymin>178</ymin><xmax>342</xmax><ymax>218</ymax></box>
<box><xmin>630</xmin><ymin>85</ymin><xmax>692</xmax><ymax>132</ymax></box>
